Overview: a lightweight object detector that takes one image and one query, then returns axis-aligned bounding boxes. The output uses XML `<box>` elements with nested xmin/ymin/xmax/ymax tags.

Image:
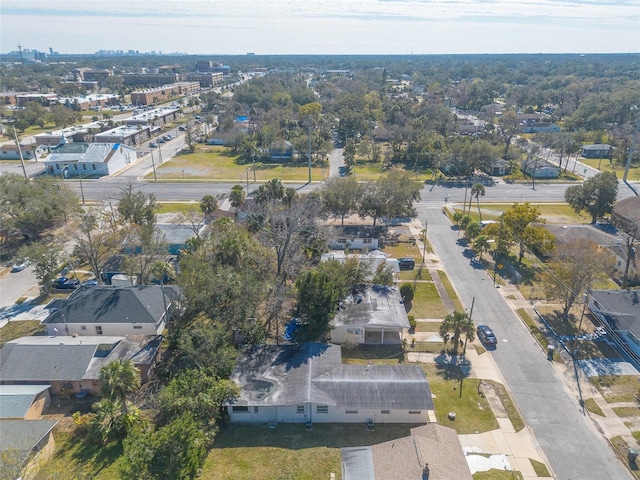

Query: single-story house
<box><xmin>94</xmin><ymin>124</ymin><xmax>154</xmax><ymax>146</ymax></box>
<box><xmin>44</xmin><ymin>142</ymin><xmax>137</xmax><ymax>178</ymax></box>
<box><xmin>488</xmin><ymin>158</ymin><xmax>509</xmax><ymax>176</ymax></box>
<box><xmin>269</xmin><ymin>140</ymin><xmax>294</xmax><ymax>161</ymax></box>
<box><xmin>0</xmin><ymin>385</ymin><xmax>51</xmax><ymax>420</ymax></box>
<box><xmin>320</xmin><ymin>250</ymin><xmax>399</xmax><ymax>280</ymax></box>
<box><xmin>0</xmin><ymin>419</ymin><xmax>58</xmax><ymax>480</ymax></box>
<box><xmin>342</xmin><ymin>424</ymin><xmax>472</xmax><ymax>480</ymax></box>
<box><xmin>521</xmin><ymin>123</ymin><xmax>560</xmax><ymax>134</ymax></box>
<box><xmin>331</xmin><ymin>284</ymin><xmax>410</xmax><ymax>345</ymax></box>
<box><xmin>608</xmin><ymin>244</ymin><xmax>639</xmax><ymax>287</ymax></box>
<box><xmin>326</xmin><ymin>225</ymin><xmax>387</xmax><ymax>251</ymax></box>
<box><xmin>156</xmin><ymin>223</ymin><xmax>206</xmax><ymax>255</ymax></box>
<box><xmin>588</xmin><ymin>290</ymin><xmax>640</xmax><ymax>358</ymax></box>
<box><xmin>0</xmin><ymin>143</ymin><xmax>37</xmax><ymax>160</ymax></box>
<box><xmin>0</xmin><ymin>334</ymin><xmax>162</xmax><ymax>395</ymax></box>
<box><xmin>612</xmin><ymin>196</ymin><xmax>640</xmax><ymax>238</ymax></box>
<box><xmin>33</xmin><ymin>125</ymin><xmax>91</xmax><ymax>146</ymax></box>
<box><xmin>42</xmin><ymin>284</ymin><xmax>182</xmax><ymax>337</ymax></box>
<box><xmin>226</xmin><ymin>343</ymin><xmax>434</xmax><ymax>425</ymax></box>
<box><xmin>521</xmin><ymin>160</ymin><xmax>560</xmax><ymax>179</ymax></box>
<box><xmin>581</xmin><ymin>144</ymin><xmax>615</xmax><ymax>159</ymax></box>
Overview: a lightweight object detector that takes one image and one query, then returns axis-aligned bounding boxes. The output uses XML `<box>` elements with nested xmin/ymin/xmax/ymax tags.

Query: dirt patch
<box><xmin>44</xmin><ymin>395</ymin><xmax>94</xmax><ymax>433</ymax></box>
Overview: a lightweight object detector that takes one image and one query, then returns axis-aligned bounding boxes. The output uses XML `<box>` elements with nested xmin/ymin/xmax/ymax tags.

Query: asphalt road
<box><xmin>418</xmin><ymin>205</ymin><xmax>632</xmax><ymax>480</ymax></box>
<box><xmin>0</xmin><ymin>266</ymin><xmax>37</xmax><ymax>308</ymax></box>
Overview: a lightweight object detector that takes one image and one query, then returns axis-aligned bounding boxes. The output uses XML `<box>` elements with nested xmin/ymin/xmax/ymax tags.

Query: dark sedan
<box><xmin>52</xmin><ymin>277</ymin><xmax>80</xmax><ymax>290</ymax></box>
<box><xmin>477</xmin><ymin>325</ymin><xmax>497</xmax><ymax>346</ymax></box>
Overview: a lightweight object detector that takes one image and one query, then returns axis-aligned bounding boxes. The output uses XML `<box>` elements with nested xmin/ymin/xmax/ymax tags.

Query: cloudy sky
<box><xmin>2</xmin><ymin>0</ymin><xmax>639</xmax><ymax>55</ymax></box>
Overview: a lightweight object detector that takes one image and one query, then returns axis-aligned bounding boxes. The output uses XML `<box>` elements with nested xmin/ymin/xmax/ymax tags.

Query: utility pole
<box><xmin>12</xmin><ymin>127</ymin><xmax>28</xmax><ymax>180</ymax></box>
<box><xmin>307</xmin><ymin>120</ymin><xmax>312</xmax><ymax>184</ymax></box>
<box><xmin>150</xmin><ymin>150</ymin><xmax>157</xmax><ymax>181</ymax></box>
<box><xmin>462</xmin><ymin>297</ymin><xmax>475</xmax><ymax>357</ymax></box>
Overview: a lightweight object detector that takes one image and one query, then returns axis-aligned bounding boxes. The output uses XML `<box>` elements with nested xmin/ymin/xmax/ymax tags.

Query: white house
<box><xmin>588</xmin><ymin>290</ymin><xmax>640</xmax><ymax>359</ymax></box>
<box><xmin>320</xmin><ymin>250</ymin><xmax>399</xmax><ymax>281</ymax></box>
<box><xmin>44</xmin><ymin>142</ymin><xmax>137</xmax><ymax>178</ymax></box>
<box><xmin>521</xmin><ymin>160</ymin><xmax>560</xmax><ymax>179</ymax></box>
<box><xmin>42</xmin><ymin>285</ymin><xmax>181</xmax><ymax>337</ymax></box>
<box><xmin>326</xmin><ymin>225</ymin><xmax>386</xmax><ymax>251</ymax></box>
<box><xmin>226</xmin><ymin>343</ymin><xmax>434</xmax><ymax>425</ymax></box>
<box><xmin>331</xmin><ymin>285</ymin><xmax>410</xmax><ymax>345</ymax></box>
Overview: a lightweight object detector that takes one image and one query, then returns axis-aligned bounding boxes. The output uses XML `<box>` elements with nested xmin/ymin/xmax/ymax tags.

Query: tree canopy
<box><xmin>565</xmin><ymin>172</ymin><xmax>619</xmax><ymax>224</ymax></box>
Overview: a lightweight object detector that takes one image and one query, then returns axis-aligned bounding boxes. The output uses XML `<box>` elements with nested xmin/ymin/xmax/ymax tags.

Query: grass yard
<box><xmin>529</xmin><ymin>458</ymin><xmax>551</xmax><ymax>477</ymax></box>
<box><xmin>422</xmin><ymin>363</ymin><xmax>499</xmax><ymax>434</ymax></box>
<box><xmin>404</xmin><ymin>281</ymin><xmax>448</xmax><ymax>319</ymax></box>
<box><xmin>613</xmin><ymin>407</ymin><xmax>640</xmax><ymax>417</ymax></box>
<box><xmin>473</xmin><ymin>468</ymin><xmax>524</xmax><ymax>480</ymax></box>
<box><xmin>0</xmin><ymin>320</ymin><xmax>45</xmax><ymax>348</ymax></box>
<box><xmin>437</xmin><ymin>270</ymin><xmax>464</xmax><ymax>311</ymax></box>
<box><xmin>584</xmin><ymin>398</ymin><xmax>605</xmax><ymax>416</ymax></box>
<box><xmin>397</xmin><ymin>266</ymin><xmax>432</xmax><ymax>282</ymax></box>
<box><xmin>471</xmin><ymin>203</ymin><xmax>590</xmax><ymax>224</ymax></box>
<box><xmin>342</xmin><ymin>344</ymin><xmax>406</xmax><ymax>364</ymax></box>
<box><xmin>156</xmin><ymin>201</ymin><xmax>200</xmax><ymax>215</ymax></box>
<box><xmin>205</xmin><ymin>423</ymin><xmax>421</xmax><ymax>480</ymax></box>
<box><xmin>590</xmin><ymin>375</ymin><xmax>640</xmax><ymax>403</ymax></box>
<box><xmin>415</xmin><ymin>320</ymin><xmax>442</xmax><ymax>333</ymax></box>
<box><xmin>381</xmin><ymin>242</ymin><xmax>421</xmax><ymax>260</ymax></box>
<box><xmin>145</xmin><ymin>146</ymin><xmax>326</xmax><ymax>181</ymax></box>
<box><xmin>610</xmin><ymin>435</ymin><xmax>640</xmax><ymax>478</ymax></box>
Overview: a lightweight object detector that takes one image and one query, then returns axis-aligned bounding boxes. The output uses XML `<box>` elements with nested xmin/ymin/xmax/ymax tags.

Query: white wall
<box><xmin>45</xmin><ymin>321</ymin><xmax>162</xmax><ymax>337</ymax></box>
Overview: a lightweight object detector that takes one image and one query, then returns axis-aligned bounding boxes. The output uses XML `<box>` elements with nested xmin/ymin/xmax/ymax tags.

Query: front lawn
<box><xmin>405</xmin><ymin>281</ymin><xmax>448</xmax><ymax>319</ymax></box>
<box><xmin>590</xmin><ymin>375</ymin><xmax>640</xmax><ymax>403</ymax></box>
<box><xmin>0</xmin><ymin>320</ymin><xmax>45</xmax><ymax>348</ymax></box>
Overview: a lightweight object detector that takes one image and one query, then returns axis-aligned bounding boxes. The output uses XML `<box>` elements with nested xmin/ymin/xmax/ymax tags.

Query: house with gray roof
<box><xmin>0</xmin><ymin>419</ymin><xmax>58</xmax><ymax>479</ymax></box>
<box><xmin>226</xmin><ymin>343</ymin><xmax>434</xmax><ymax>425</ymax></box>
<box><xmin>42</xmin><ymin>284</ymin><xmax>181</xmax><ymax>337</ymax></box>
<box><xmin>342</xmin><ymin>424</ymin><xmax>472</xmax><ymax>480</ymax></box>
<box><xmin>331</xmin><ymin>285</ymin><xmax>410</xmax><ymax>344</ymax></box>
<box><xmin>0</xmin><ymin>385</ymin><xmax>51</xmax><ymax>420</ymax></box>
<box><xmin>43</xmin><ymin>142</ymin><xmax>137</xmax><ymax>178</ymax></box>
<box><xmin>588</xmin><ymin>290</ymin><xmax>640</xmax><ymax>358</ymax></box>
<box><xmin>0</xmin><ymin>335</ymin><xmax>161</xmax><ymax>395</ymax></box>
<box><xmin>321</xmin><ymin>250</ymin><xmax>400</xmax><ymax>281</ymax></box>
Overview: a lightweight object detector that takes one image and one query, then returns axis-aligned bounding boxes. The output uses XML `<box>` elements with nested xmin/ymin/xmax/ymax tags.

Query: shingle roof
<box><xmin>591</xmin><ymin>290</ymin><xmax>640</xmax><ymax>337</ymax></box>
<box><xmin>43</xmin><ymin>285</ymin><xmax>180</xmax><ymax>325</ymax></box>
<box><xmin>229</xmin><ymin>343</ymin><xmax>433</xmax><ymax>412</ymax></box>
<box><xmin>613</xmin><ymin>196</ymin><xmax>640</xmax><ymax>222</ymax></box>
<box><xmin>0</xmin><ymin>419</ymin><xmax>57</xmax><ymax>455</ymax></box>
<box><xmin>0</xmin><ymin>385</ymin><xmax>50</xmax><ymax>419</ymax></box>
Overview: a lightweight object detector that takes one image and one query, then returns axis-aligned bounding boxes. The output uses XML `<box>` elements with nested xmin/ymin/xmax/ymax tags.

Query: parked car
<box><xmin>52</xmin><ymin>277</ymin><xmax>80</xmax><ymax>290</ymax></box>
<box><xmin>477</xmin><ymin>325</ymin><xmax>497</xmax><ymax>346</ymax></box>
<box><xmin>11</xmin><ymin>259</ymin><xmax>31</xmax><ymax>272</ymax></box>
<box><xmin>178</xmin><ymin>126</ymin><xmax>187</xmax><ymax>131</ymax></box>
<box><xmin>398</xmin><ymin>257</ymin><xmax>415</xmax><ymax>270</ymax></box>
<box><xmin>157</xmin><ymin>138</ymin><xmax>166</xmax><ymax>144</ymax></box>
<box><xmin>149</xmin><ymin>142</ymin><xmax>158</xmax><ymax>148</ymax></box>
<box><xmin>82</xmin><ymin>279</ymin><xmax>98</xmax><ymax>287</ymax></box>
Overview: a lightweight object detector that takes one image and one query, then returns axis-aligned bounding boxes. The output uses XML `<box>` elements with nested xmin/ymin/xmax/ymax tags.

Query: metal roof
<box><xmin>333</xmin><ymin>285</ymin><xmax>410</xmax><ymax>329</ymax></box>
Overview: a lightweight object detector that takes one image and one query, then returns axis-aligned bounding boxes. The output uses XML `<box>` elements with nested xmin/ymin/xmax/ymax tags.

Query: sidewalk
<box><xmin>406</xmin><ymin>218</ymin><xmax>554</xmax><ymax>479</ymax></box>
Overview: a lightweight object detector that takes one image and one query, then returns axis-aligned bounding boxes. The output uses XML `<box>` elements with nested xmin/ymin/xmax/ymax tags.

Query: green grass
<box><xmin>633</xmin><ymin>431</ymin><xmax>640</xmax><ymax>445</ymax></box>
<box><xmin>485</xmin><ymin>381</ymin><xmax>525</xmax><ymax>432</ymax></box>
<box><xmin>529</xmin><ymin>458</ymin><xmax>551</xmax><ymax>477</ymax></box>
<box><xmin>396</xmin><ymin>267</ymin><xmax>432</xmax><ymax>282</ymax></box>
<box><xmin>405</xmin><ymin>281</ymin><xmax>448</xmax><ymax>319</ymax></box>
<box><xmin>341</xmin><ymin>344</ymin><xmax>406</xmax><ymax>364</ymax></box>
<box><xmin>144</xmin><ymin>146</ymin><xmax>326</xmax><ymax>181</ymax></box>
<box><xmin>590</xmin><ymin>375</ymin><xmax>640</xmax><ymax>403</ymax></box>
<box><xmin>584</xmin><ymin>398</ymin><xmax>605</xmax><ymax>416</ymax></box>
<box><xmin>610</xmin><ymin>435</ymin><xmax>640</xmax><ymax>478</ymax></box>
<box><xmin>39</xmin><ymin>432</ymin><xmax>122</xmax><ymax>480</ymax></box>
<box><xmin>205</xmin><ymin>423</ymin><xmax>420</xmax><ymax>480</ymax></box>
<box><xmin>415</xmin><ymin>320</ymin><xmax>442</xmax><ymax>333</ymax></box>
<box><xmin>0</xmin><ymin>320</ymin><xmax>45</xmax><ymax>348</ymax></box>
<box><xmin>473</xmin><ymin>203</ymin><xmax>590</xmax><ymax>224</ymax></box>
<box><xmin>382</xmin><ymin>243</ymin><xmax>421</xmax><ymax>260</ymax></box>
<box><xmin>422</xmin><ymin>363</ymin><xmax>499</xmax><ymax>434</ymax></box>
<box><xmin>613</xmin><ymin>407</ymin><xmax>640</xmax><ymax>417</ymax></box>
<box><xmin>473</xmin><ymin>468</ymin><xmax>524</xmax><ymax>480</ymax></box>
<box><xmin>156</xmin><ymin>201</ymin><xmax>200</xmax><ymax>215</ymax></box>
<box><xmin>437</xmin><ymin>270</ymin><xmax>464</xmax><ymax>311</ymax></box>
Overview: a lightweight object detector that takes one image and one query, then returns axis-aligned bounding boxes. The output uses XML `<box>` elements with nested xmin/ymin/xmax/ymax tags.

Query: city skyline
<box><xmin>1</xmin><ymin>0</ymin><xmax>639</xmax><ymax>56</ymax></box>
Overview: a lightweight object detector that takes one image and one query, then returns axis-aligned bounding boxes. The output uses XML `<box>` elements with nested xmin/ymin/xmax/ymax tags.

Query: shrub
<box><xmin>400</xmin><ymin>283</ymin><xmax>414</xmax><ymax>303</ymax></box>
<box><xmin>408</xmin><ymin>315</ymin><xmax>417</xmax><ymax>329</ymax></box>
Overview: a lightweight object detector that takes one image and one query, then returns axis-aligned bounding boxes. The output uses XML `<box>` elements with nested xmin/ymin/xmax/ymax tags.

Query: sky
<box><xmin>1</xmin><ymin>0</ymin><xmax>639</xmax><ymax>55</ymax></box>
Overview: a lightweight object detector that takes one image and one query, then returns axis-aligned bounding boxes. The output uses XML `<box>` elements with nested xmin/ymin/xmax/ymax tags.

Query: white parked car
<box><xmin>11</xmin><ymin>259</ymin><xmax>31</xmax><ymax>272</ymax></box>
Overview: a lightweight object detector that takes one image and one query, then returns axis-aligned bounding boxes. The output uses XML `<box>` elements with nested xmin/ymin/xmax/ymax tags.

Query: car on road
<box><xmin>477</xmin><ymin>325</ymin><xmax>497</xmax><ymax>346</ymax></box>
<box><xmin>338</xmin><ymin>166</ymin><xmax>349</xmax><ymax>177</ymax></box>
<box><xmin>149</xmin><ymin>142</ymin><xmax>158</xmax><ymax>148</ymax></box>
<box><xmin>162</xmin><ymin>134</ymin><xmax>173</xmax><ymax>141</ymax></box>
<box><xmin>11</xmin><ymin>259</ymin><xmax>31</xmax><ymax>272</ymax></box>
<box><xmin>178</xmin><ymin>126</ymin><xmax>187</xmax><ymax>131</ymax></box>
<box><xmin>52</xmin><ymin>277</ymin><xmax>80</xmax><ymax>290</ymax></box>
<box><xmin>157</xmin><ymin>138</ymin><xmax>166</xmax><ymax>144</ymax></box>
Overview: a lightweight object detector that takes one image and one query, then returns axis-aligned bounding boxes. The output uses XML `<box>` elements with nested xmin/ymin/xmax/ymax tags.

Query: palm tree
<box><xmin>474</xmin><ymin>235</ymin><xmax>491</xmax><ymax>261</ymax></box>
<box><xmin>470</xmin><ymin>183</ymin><xmax>486</xmax><ymax>221</ymax></box>
<box><xmin>200</xmin><ymin>194</ymin><xmax>218</xmax><ymax>223</ymax></box>
<box><xmin>229</xmin><ymin>184</ymin><xmax>246</xmax><ymax>218</ymax></box>
<box><xmin>91</xmin><ymin>398</ymin><xmax>121</xmax><ymax>443</ymax></box>
<box><xmin>282</xmin><ymin>187</ymin><xmax>297</xmax><ymax>207</ymax></box>
<box><xmin>99</xmin><ymin>359</ymin><xmax>140</xmax><ymax>414</ymax></box>
<box><xmin>439</xmin><ymin>310</ymin><xmax>475</xmax><ymax>355</ymax></box>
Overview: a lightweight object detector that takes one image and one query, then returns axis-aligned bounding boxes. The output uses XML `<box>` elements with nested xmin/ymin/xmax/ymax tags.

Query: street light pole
<box><xmin>78</xmin><ymin>173</ymin><xmax>85</xmax><ymax>204</ymax></box>
<box><xmin>150</xmin><ymin>150</ymin><xmax>157</xmax><ymax>181</ymax></box>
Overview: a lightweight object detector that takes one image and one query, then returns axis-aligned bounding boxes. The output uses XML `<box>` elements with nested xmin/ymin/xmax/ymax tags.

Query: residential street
<box><xmin>417</xmin><ymin>203</ymin><xmax>633</xmax><ymax>480</ymax></box>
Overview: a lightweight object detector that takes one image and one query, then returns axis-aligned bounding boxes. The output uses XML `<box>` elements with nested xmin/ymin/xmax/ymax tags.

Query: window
<box><xmin>408</xmin><ymin>410</ymin><xmax>421</xmax><ymax>414</ymax></box>
<box><xmin>92</xmin><ymin>164</ymin><xmax>96</xmax><ymax>170</ymax></box>
<box><xmin>381</xmin><ymin>410</ymin><xmax>390</xmax><ymax>414</ymax></box>
<box><xmin>345</xmin><ymin>410</ymin><xmax>358</xmax><ymax>414</ymax></box>
<box><xmin>133</xmin><ymin>325</ymin><xmax>142</xmax><ymax>330</ymax></box>
<box><xmin>95</xmin><ymin>326</ymin><xmax>103</xmax><ymax>335</ymax></box>
<box><xmin>81</xmin><ymin>326</ymin><xmax>87</xmax><ymax>330</ymax></box>
<box><xmin>363</xmin><ymin>238</ymin><xmax>372</xmax><ymax>244</ymax></box>
<box><xmin>337</xmin><ymin>238</ymin><xmax>346</xmax><ymax>244</ymax></box>
<box><xmin>254</xmin><ymin>406</ymin><xmax>259</xmax><ymax>413</ymax></box>
<box><xmin>316</xmin><ymin>405</ymin><xmax>328</xmax><ymax>414</ymax></box>
<box><xmin>232</xmin><ymin>406</ymin><xmax>249</xmax><ymax>413</ymax></box>
<box><xmin>73</xmin><ymin>164</ymin><xmax>78</xmax><ymax>170</ymax></box>
<box><xmin>82</xmin><ymin>164</ymin><xmax>87</xmax><ymax>170</ymax></box>
<box><xmin>296</xmin><ymin>405</ymin><xmax>305</xmax><ymax>414</ymax></box>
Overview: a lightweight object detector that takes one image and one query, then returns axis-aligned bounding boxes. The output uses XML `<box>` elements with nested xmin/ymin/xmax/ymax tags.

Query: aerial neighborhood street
<box><xmin>1</xmin><ymin>43</ymin><xmax>640</xmax><ymax>480</ymax></box>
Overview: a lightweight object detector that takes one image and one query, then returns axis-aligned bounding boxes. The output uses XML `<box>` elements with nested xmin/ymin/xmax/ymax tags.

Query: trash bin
<box><xmin>547</xmin><ymin>345</ymin><xmax>555</xmax><ymax>361</ymax></box>
<box><xmin>628</xmin><ymin>448</ymin><xmax>638</xmax><ymax>463</ymax></box>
